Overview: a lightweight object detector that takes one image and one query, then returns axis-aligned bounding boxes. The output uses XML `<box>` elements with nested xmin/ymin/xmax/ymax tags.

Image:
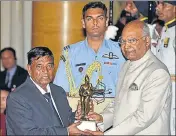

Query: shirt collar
<box><xmin>7</xmin><ymin>65</ymin><xmax>17</xmax><ymax>77</ymax></box>
<box><xmin>30</xmin><ymin>77</ymin><xmax>50</xmax><ymax>95</ymax></box>
<box><xmin>84</xmin><ymin>38</ymin><xmax>109</xmax><ymax>53</ymax></box>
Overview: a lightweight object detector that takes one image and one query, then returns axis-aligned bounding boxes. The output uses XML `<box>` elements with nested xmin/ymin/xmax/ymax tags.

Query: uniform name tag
<box><xmin>104</xmin><ymin>62</ymin><xmax>117</xmax><ymax>65</ymax></box>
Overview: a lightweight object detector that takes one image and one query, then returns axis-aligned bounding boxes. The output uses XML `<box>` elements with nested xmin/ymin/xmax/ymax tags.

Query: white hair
<box><xmin>142</xmin><ymin>23</ymin><xmax>150</xmax><ymax>37</ymax></box>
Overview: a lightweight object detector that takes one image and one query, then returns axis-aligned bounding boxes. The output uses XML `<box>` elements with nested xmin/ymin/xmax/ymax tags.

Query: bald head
<box><xmin>123</xmin><ymin>20</ymin><xmax>150</xmax><ymax>37</ymax></box>
<box><xmin>120</xmin><ymin>20</ymin><xmax>151</xmax><ymax>61</ymax></box>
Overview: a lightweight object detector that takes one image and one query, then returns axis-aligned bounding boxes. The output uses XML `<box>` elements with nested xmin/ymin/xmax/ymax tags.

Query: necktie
<box><xmin>43</xmin><ymin>93</ymin><xmax>63</xmax><ymax>126</ymax></box>
<box><xmin>5</xmin><ymin>72</ymin><xmax>10</xmax><ymax>88</ymax></box>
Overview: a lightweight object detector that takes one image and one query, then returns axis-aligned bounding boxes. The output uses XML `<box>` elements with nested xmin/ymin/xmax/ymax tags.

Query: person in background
<box><xmin>124</xmin><ymin>1</ymin><xmax>156</xmax><ymax>23</ymax></box>
<box><xmin>84</xmin><ymin>20</ymin><xmax>172</xmax><ymax>135</ymax></box>
<box><xmin>6</xmin><ymin>47</ymin><xmax>86</xmax><ymax>135</ymax></box>
<box><xmin>0</xmin><ymin>47</ymin><xmax>28</xmax><ymax>91</ymax></box>
<box><xmin>54</xmin><ymin>1</ymin><xmax>125</xmax><ymax>113</ymax></box>
<box><xmin>152</xmin><ymin>19</ymin><xmax>164</xmax><ymax>37</ymax></box>
<box><xmin>150</xmin><ymin>19</ymin><xmax>165</xmax><ymax>49</ymax></box>
<box><xmin>109</xmin><ymin>1</ymin><xmax>158</xmax><ymax>44</ymax></box>
<box><xmin>113</xmin><ymin>10</ymin><xmax>134</xmax><ymax>42</ymax></box>
<box><xmin>155</xmin><ymin>1</ymin><xmax>176</xmax><ymax>135</ymax></box>
<box><xmin>119</xmin><ymin>1</ymin><xmax>160</xmax><ymax>55</ymax></box>
<box><xmin>0</xmin><ymin>86</ymin><xmax>10</xmax><ymax>136</ymax></box>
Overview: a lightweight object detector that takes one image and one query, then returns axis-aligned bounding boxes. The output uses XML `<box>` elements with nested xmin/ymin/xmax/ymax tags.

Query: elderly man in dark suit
<box><xmin>6</xmin><ymin>47</ymin><xmax>85</xmax><ymax>135</ymax></box>
<box><xmin>0</xmin><ymin>47</ymin><xmax>28</xmax><ymax>91</ymax></box>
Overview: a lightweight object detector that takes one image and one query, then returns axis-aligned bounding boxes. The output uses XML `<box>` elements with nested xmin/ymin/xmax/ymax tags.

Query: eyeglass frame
<box><xmin>118</xmin><ymin>36</ymin><xmax>147</xmax><ymax>45</ymax></box>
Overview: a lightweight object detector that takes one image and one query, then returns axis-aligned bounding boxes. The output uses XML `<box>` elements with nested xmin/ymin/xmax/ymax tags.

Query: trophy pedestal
<box><xmin>76</xmin><ymin>120</ymin><xmax>96</xmax><ymax>131</ymax></box>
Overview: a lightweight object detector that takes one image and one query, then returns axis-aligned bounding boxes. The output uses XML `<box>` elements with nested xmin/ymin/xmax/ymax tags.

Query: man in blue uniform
<box><xmin>54</xmin><ymin>1</ymin><xmax>125</xmax><ymax>112</ymax></box>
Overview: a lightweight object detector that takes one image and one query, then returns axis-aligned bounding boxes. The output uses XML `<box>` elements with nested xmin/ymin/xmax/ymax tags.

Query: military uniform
<box><xmin>156</xmin><ymin>18</ymin><xmax>176</xmax><ymax>135</ymax></box>
<box><xmin>54</xmin><ymin>39</ymin><xmax>125</xmax><ymax>112</ymax></box>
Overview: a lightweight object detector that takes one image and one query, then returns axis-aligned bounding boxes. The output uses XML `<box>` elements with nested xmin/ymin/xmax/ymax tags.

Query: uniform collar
<box><xmin>84</xmin><ymin>38</ymin><xmax>109</xmax><ymax>53</ymax></box>
<box><xmin>165</xmin><ymin>18</ymin><xmax>176</xmax><ymax>30</ymax></box>
<box><xmin>140</xmin><ymin>16</ymin><xmax>148</xmax><ymax>23</ymax></box>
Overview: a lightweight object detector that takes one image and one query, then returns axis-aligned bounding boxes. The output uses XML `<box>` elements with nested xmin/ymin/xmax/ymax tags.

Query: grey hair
<box><xmin>142</xmin><ymin>23</ymin><xmax>150</xmax><ymax>37</ymax></box>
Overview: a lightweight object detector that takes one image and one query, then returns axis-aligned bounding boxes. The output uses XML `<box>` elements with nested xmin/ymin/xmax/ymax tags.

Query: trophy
<box><xmin>76</xmin><ymin>74</ymin><xmax>108</xmax><ymax>131</ymax></box>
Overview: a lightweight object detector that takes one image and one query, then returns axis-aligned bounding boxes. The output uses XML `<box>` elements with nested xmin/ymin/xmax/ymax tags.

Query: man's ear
<box><xmin>82</xmin><ymin>19</ymin><xmax>85</xmax><ymax>28</ymax></box>
<box><xmin>27</xmin><ymin>64</ymin><xmax>31</xmax><ymax>76</ymax></box>
<box><xmin>145</xmin><ymin>36</ymin><xmax>151</xmax><ymax>47</ymax></box>
<box><xmin>106</xmin><ymin>17</ymin><xmax>109</xmax><ymax>27</ymax></box>
<box><xmin>173</xmin><ymin>6</ymin><xmax>176</xmax><ymax>16</ymax></box>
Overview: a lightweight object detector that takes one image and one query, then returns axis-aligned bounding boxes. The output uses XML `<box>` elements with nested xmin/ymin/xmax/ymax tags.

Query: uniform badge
<box><xmin>78</xmin><ymin>67</ymin><xmax>83</xmax><ymax>73</ymax></box>
<box><xmin>102</xmin><ymin>52</ymin><xmax>119</xmax><ymax>59</ymax></box>
<box><xmin>129</xmin><ymin>83</ymin><xmax>138</xmax><ymax>91</ymax></box>
<box><xmin>164</xmin><ymin>37</ymin><xmax>170</xmax><ymax>48</ymax></box>
<box><xmin>63</xmin><ymin>45</ymin><xmax>70</xmax><ymax>50</ymax></box>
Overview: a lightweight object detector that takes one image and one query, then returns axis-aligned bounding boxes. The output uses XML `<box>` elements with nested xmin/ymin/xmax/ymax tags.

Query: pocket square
<box><xmin>129</xmin><ymin>83</ymin><xmax>138</xmax><ymax>91</ymax></box>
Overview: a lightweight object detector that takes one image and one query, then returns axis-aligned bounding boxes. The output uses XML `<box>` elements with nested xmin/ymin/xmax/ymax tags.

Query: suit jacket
<box><xmin>101</xmin><ymin>50</ymin><xmax>172</xmax><ymax>135</ymax></box>
<box><xmin>0</xmin><ymin>65</ymin><xmax>28</xmax><ymax>91</ymax></box>
<box><xmin>6</xmin><ymin>77</ymin><xmax>75</xmax><ymax>135</ymax></box>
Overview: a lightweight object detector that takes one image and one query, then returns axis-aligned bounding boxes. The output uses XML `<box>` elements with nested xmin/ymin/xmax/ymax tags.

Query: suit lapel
<box><xmin>50</xmin><ymin>85</ymin><xmax>67</xmax><ymax>127</ymax></box>
<box><xmin>25</xmin><ymin>77</ymin><xmax>53</xmax><ymax>124</ymax></box>
<box><xmin>26</xmin><ymin>77</ymin><xmax>55</xmax><ymax>116</ymax></box>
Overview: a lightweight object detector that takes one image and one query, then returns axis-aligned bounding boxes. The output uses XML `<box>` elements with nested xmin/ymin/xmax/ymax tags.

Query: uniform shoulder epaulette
<box><xmin>63</xmin><ymin>45</ymin><xmax>70</xmax><ymax>51</ymax></box>
<box><xmin>60</xmin><ymin>45</ymin><xmax>70</xmax><ymax>62</ymax></box>
<box><xmin>60</xmin><ymin>55</ymin><xmax>66</xmax><ymax>62</ymax></box>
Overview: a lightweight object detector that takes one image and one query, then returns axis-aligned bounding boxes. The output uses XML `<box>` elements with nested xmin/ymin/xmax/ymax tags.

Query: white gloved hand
<box><xmin>147</xmin><ymin>24</ymin><xmax>159</xmax><ymax>45</ymax></box>
<box><xmin>105</xmin><ymin>25</ymin><xmax>119</xmax><ymax>40</ymax></box>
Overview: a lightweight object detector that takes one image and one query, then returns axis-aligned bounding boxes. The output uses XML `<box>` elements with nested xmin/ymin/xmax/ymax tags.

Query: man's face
<box><xmin>156</xmin><ymin>2</ymin><xmax>176</xmax><ymax>22</ymax></box>
<box><xmin>1</xmin><ymin>50</ymin><xmax>16</xmax><ymax>70</ymax></box>
<box><xmin>0</xmin><ymin>90</ymin><xmax>9</xmax><ymax>112</ymax></box>
<box><xmin>121</xmin><ymin>26</ymin><xmax>149</xmax><ymax>61</ymax></box>
<box><xmin>82</xmin><ymin>8</ymin><xmax>108</xmax><ymax>38</ymax></box>
<box><xmin>27</xmin><ymin>56</ymin><xmax>54</xmax><ymax>88</ymax></box>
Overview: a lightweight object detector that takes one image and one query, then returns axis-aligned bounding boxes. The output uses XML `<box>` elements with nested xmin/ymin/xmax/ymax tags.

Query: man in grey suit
<box><xmin>84</xmin><ymin>20</ymin><xmax>172</xmax><ymax>135</ymax></box>
<box><xmin>6</xmin><ymin>47</ymin><xmax>86</xmax><ymax>135</ymax></box>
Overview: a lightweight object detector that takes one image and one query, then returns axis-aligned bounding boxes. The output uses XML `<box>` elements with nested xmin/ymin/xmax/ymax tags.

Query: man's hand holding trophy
<box><xmin>75</xmin><ymin>75</ymin><xmax>104</xmax><ymax>135</ymax></box>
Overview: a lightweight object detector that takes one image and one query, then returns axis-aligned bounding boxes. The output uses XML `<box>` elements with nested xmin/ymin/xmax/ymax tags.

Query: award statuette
<box><xmin>76</xmin><ymin>75</ymin><xmax>96</xmax><ymax>131</ymax></box>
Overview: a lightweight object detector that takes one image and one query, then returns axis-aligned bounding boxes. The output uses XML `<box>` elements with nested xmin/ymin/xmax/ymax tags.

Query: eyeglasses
<box><xmin>118</xmin><ymin>36</ymin><xmax>146</xmax><ymax>45</ymax></box>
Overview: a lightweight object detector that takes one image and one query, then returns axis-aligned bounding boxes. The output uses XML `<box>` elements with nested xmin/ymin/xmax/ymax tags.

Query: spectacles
<box><xmin>118</xmin><ymin>36</ymin><xmax>146</xmax><ymax>45</ymax></box>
